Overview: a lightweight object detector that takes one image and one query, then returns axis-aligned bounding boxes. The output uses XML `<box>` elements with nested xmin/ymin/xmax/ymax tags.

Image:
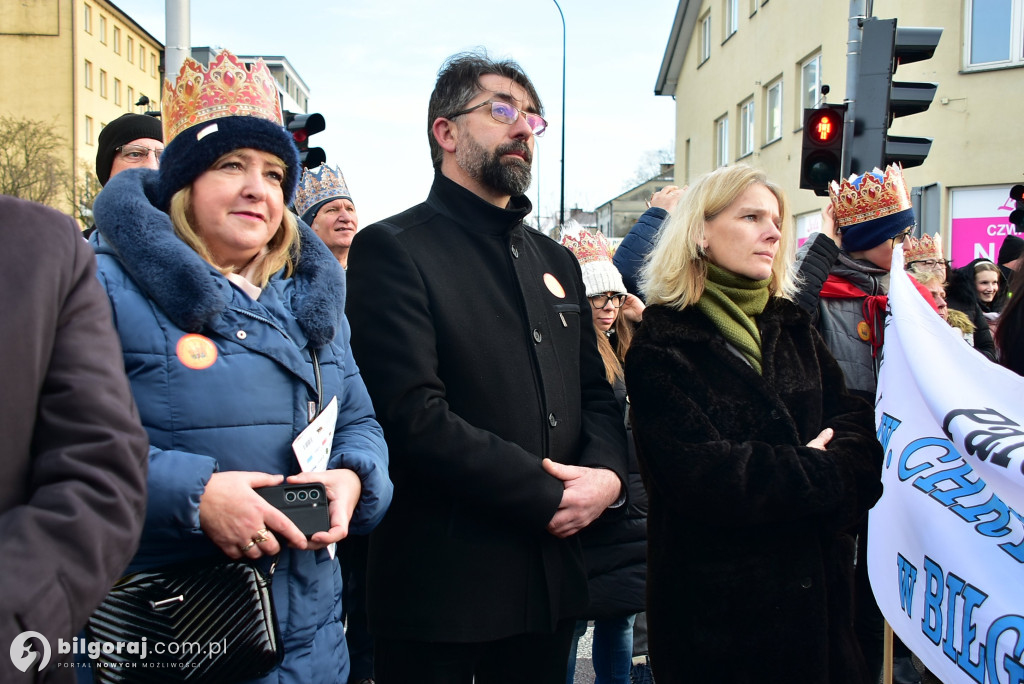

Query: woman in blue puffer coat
<box><xmin>88</xmin><ymin>50</ymin><xmax>392</xmax><ymax>684</ymax></box>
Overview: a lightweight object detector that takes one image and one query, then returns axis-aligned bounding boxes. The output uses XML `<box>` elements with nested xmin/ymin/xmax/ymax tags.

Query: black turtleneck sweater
<box><xmin>345</xmin><ymin>172</ymin><xmax>627</xmax><ymax>642</ymax></box>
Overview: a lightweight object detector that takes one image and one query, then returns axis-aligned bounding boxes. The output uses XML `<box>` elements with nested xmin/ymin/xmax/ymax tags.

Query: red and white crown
<box><xmin>162</xmin><ymin>50</ymin><xmax>283</xmax><ymax>144</ymax></box>
<box><xmin>828</xmin><ymin>163</ymin><xmax>913</xmax><ymax>230</ymax></box>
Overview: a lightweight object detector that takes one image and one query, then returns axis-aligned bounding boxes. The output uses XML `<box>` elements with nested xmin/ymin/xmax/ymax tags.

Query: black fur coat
<box><xmin>624</xmin><ymin>297</ymin><xmax>882</xmax><ymax>684</ymax></box>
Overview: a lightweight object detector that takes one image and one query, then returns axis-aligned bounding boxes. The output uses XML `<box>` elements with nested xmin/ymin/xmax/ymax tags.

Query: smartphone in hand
<box><xmin>256</xmin><ymin>482</ymin><xmax>330</xmax><ymax>539</ymax></box>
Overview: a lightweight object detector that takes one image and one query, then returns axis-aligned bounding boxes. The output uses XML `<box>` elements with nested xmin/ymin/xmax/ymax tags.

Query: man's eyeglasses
<box><xmin>445</xmin><ymin>100</ymin><xmax>548</xmax><ymax>136</ymax></box>
<box><xmin>890</xmin><ymin>229</ymin><xmax>913</xmax><ymax>248</ymax></box>
<box><xmin>588</xmin><ymin>293</ymin><xmax>627</xmax><ymax>309</ymax></box>
<box><xmin>907</xmin><ymin>258</ymin><xmax>950</xmax><ymax>270</ymax></box>
<box><xmin>116</xmin><ymin>144</ymin><xmax>163</xmax><ymax>163</ymax></box>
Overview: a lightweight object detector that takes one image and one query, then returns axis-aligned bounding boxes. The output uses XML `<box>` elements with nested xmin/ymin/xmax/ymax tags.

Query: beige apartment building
<box><xmin>0</xmin><ymin>0</ymin><xmax>162</xmax><ymax>219</ymax></box>
<box><xmin>657</xmin><ymin>0</ymin><xmax>1023</xmax><ymax>267</ymax></box>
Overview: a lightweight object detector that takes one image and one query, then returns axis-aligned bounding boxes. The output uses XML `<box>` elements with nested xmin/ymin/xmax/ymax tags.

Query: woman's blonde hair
<box><xmin>168</xmin><ymin>151</ymin><xmax>300</xmax><ymax>287</ymax></box>
<box><xmin>639</xmin><ymin>164</ymin><xmax>796</xmax><ymax>310</ymax></box>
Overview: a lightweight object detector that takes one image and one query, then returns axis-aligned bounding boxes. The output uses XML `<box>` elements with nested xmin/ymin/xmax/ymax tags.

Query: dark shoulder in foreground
<box><xmin>357</xmin><ymin>199</ymin><xmax>441</xmax><ymax>240</ymax></box>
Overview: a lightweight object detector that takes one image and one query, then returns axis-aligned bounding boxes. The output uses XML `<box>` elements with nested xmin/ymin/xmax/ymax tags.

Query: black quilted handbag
<box><xmin>86</xmin><ymin>556</ymin><xmax>282</xmax><ymax>683</ymax></box>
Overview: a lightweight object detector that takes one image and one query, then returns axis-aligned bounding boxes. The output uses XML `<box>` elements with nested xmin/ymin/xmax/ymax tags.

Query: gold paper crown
<box><xmin>904</xmin><ymin>233</ymin><xmax>943</xmax><ymax>264</ymax></box>
<box><xmin>294</xmin><ymin>165</ymin><xmax>352</xmax><ymax>220</ymax></box>
<box><xmin>162</xmin><ymin>50</ymin><xmax>283</xmax><ymax>144</ymax></box>
<box><xmin>828</xmin><ymin>163</ymin><xmax>913</xmax><ymax>229</ymax></box>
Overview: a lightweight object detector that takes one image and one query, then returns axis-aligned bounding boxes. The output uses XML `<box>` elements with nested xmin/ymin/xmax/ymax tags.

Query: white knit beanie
<box><xmin>559</xmin><ymin>222</ymin><xmax>626</xmax><ymax>297</ymax></box>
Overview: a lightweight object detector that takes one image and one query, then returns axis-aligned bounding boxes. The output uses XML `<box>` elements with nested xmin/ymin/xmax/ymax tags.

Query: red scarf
<box><xmin>819</xmin><ymin>272</ymin><xmax>939</xmax><ymax>357</ymax></box>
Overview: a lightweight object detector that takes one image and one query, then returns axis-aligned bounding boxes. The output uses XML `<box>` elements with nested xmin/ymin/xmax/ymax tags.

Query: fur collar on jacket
<box><xmin>92</xmin><ymin>168</ymin><xmax>344</xmax><ymax>348</ymax></box>
<box><xmin>642</xmin><ymin>296</ymin><xmax>804</xmax><ymax>346</ymax></box>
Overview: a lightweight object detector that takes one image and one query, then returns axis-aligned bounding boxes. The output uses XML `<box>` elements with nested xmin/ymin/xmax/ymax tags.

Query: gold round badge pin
<box><xmin>176</xmin><ymin>334</ymin><xmax>218</xmax><ymax>370</ymax></box>
<box><xmin>543</xmin><ymin>273</ymin><xmax>566</xmax><ymax>298</ymax></box>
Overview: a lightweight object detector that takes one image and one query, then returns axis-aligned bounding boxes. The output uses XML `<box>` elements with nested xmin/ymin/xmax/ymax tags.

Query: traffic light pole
<box><xmin>842</xmin><ymin>0</ymin><xmax>870</xmax><ymax>178</ymax></box>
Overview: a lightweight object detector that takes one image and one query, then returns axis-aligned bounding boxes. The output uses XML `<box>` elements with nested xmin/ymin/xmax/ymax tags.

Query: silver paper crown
<box><xmin>294</xmin><ymin>164</ymin><xmax>352</xmax><ymax>219</ymax></box>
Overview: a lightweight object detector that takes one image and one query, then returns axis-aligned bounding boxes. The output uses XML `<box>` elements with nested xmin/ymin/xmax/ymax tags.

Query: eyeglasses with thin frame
<box><xmin>589</xmin><ymin>293</ymin><xmax>627</xmax><ymax>309</ymax></box>
<box><xmin>445</xmin><ymin>100</ymin><xmax>548</xmax><ymax>136</ymax></box>
<box><xmin>890</xmin><ymin>228</ymin><xmax>913</xmax><ymax>248</ymax></box>
<box><xmin>907</xmin><ymin>258</ymin><xmax>950</xmax><ymax>271</ymax></box>
<box><xmin>116</xmin><ymin>144</ymin><xmax>164</xmax><ymax>163</ymax></box>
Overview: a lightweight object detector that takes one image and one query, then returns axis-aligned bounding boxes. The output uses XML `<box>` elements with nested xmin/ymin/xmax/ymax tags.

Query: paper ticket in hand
<box><xmin>292</xmin><ymin>396</ymin><xmax>337</xmax><ymax>473</ymax></box>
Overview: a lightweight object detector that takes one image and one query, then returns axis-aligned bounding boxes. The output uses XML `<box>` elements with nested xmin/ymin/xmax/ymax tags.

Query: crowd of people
<box><xmin>3</xmin><ymin>43</ymin><xmax>1022</xmax><ymax>684</ymax></box>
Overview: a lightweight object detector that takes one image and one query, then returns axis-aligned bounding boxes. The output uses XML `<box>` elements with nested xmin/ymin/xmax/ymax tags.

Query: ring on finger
<box><xmin>251</xmin><ymin>529</ymin><xmax>271</xmax><ymax>545</ymax></box>
<box><xmin>240</xmin><ymin>540</ymin><xmax>258</xmax><ymax>553</ymax></box>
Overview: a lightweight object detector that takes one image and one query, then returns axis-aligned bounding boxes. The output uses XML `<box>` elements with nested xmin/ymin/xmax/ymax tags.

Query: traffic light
<box><xmin>1011</xmin><ymin>185</ymin><xmax>1024</xmax><ymax>233</ymax></box>
<box><xmin>848</xmin><ymin>17</ymin><xmax>942</xmax><ymax>172</ymax></box>
<box><xmin>799</xmin><ymin>104</ymin><xmax>846</xmax><ymax>196</ymax></box>
<box><xmin>283</xmin><ymin>111</ymin><xmax>326</xmax><ymax>169</ymax></box>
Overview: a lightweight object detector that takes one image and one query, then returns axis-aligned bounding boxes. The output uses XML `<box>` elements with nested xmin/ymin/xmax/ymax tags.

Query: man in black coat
<box><xmin>0</xmin><ymin>196</ymin><xmax>149</xmax><ymax>683</ymax></box>
<box><xmin>345</xmin><ymin>52</ymin><xmax>627</xmax><ymax>684</ymax></box>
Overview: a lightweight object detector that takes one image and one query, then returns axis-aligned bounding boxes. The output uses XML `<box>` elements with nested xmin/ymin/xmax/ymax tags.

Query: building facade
<box><xmin>657</xmin><ymin>0</ymin><xmax>1023</xmax><ymax>265</ymax></box>
<box><xmin>596</xmin><ymin>164</ymin><xmax>675</xmax><ymax>239</ymax></box>
<box><xmin>0</xmin><ymin>0</ymin><xmax>163</xmax><ymax>219</ymax></box>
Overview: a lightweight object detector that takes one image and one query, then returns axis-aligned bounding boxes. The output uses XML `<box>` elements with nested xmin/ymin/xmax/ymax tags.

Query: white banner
<box><xmin>869</xmin><ymin>244</ymin><xmax>1024</xmax><ymax>684</ymax></box>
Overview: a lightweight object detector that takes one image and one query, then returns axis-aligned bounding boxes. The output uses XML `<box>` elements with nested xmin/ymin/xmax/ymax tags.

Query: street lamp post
<box><xmin>553</xmin><ymin>0</ymin><xmax>565</xmax><ymax>228</ymax></box>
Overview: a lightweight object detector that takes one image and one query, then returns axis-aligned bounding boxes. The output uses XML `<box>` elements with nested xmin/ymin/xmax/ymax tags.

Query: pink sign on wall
<box><xmin>950</xmin><ymin>186</ymin><xmax>1020</xmax><ymax>268</ymax></box>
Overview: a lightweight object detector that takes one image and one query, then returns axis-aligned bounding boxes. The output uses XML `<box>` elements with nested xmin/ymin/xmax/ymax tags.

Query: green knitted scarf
<box><xmin>696</xmin><ymin>263</ymin><xmax>771</xmax><ymax>374</ymax></box>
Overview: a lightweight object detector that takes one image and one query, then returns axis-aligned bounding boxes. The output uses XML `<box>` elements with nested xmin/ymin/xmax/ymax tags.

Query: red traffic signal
<box><xmin>808</xmin><ymin>110</ymin><xmax>841</xmax><ymax>145</ymax></box>
<box><xmin>800</xmin><ymin>105</ymin><xmax>846</xmax><ymax>196</ymax></box>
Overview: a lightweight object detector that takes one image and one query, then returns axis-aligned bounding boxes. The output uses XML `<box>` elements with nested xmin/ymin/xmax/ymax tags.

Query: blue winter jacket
<box><xmin>89</xmin><ymin>168</ymin><xmax>393</xmax><ymax>684</ymax></box>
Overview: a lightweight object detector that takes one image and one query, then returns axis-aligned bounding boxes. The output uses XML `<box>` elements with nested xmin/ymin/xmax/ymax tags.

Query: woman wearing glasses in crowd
<box><xmin>625</xmin><ymin>164</ymin><xmax>882</xmax><ymax>684</ymax></box>
<box><xmin>88</xmin><ymin>51</ymin><xmax>392</xmax><ymax>683</ymax></box>
<box><xmin>558</xmin><ymin>225</ymin><xmax>648</xmax><ymax>684</ymax></box>
<box><xmin>905</xmin><ymin>234</ymin><xmax>997</xmax><ymax>361</ymax></box>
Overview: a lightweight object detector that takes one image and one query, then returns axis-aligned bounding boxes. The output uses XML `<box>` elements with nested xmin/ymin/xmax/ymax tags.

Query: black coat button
<box><xmin>533</xmin><ymin>329</ymin><xmax>542</xmax><ymax>343</ymax></box>
<box><xmin>800</xmin><ymin>577</ymin><xmax>813</xmax><ymax>589</ymax></box>
<box><xmin>511</xmin><ymin>244</ymin><xmax>520</xmax><ymax>258</ymax></box>
<box><xmin>548</xmin><ymin>413</ymin><xmax>558</xmax><ymax>427</ymax></box>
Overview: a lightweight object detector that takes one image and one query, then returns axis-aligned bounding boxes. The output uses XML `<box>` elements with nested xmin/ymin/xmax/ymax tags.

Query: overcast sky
<box><xmin>111</xmin><ymin>0</ymin><xmax>679</xmax><ymax>227</ymax></box>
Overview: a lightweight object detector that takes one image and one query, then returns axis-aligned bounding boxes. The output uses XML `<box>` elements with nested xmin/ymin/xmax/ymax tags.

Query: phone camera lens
<box><xmin>308</xmin><ymin>489</ymin><xmax>320</xmax><ymax>500</ymax></box>
<box><xmin>297</xmin><ymin>490</ymin><xmax>308</xmax><ymax>501</ymax></box>
<box><xmin>285</xmin><ymin>491</ymin><xmax>296</xmax><ymax>503</ymax></box>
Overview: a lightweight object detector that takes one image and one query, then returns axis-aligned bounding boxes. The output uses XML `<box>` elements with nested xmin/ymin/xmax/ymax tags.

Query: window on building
<box><xmin>715</xmin><ymin>115</ymin><xmax>730</xmax><ymax>167</ymax></box>
<box><xmin>139</xmin><ymin>45</ymin><xmax>145</xmax><ymax>70</ymax></box>
<box><xmin>85</xmin><ymin>116</ymin><xmax>94</xmax><ymax>145</ymax></box>
<box><xmin>84</xmin><ymin>60</ymin><xmax>93</xmax><ymax>90</ymax></box>
<box><xmin>127</xmin><ymin>36</ymin><xmax>134</xmax><ymax>62</ymax></box>
<box><xmin>966</xmin><ymin>0</ymin><xmax>1024</xmax><ymax>68</ymax></box>
<box><xmin>724</xmin><ymin>0</ymin><xmax>739</xmax><ymax>39</ymax></box>
<box><xmin>99</xmin><ymin>69</ymin><xmax>107</xmax><ymax>98</ymax></box>
<box><xmin>739</xmin><ymin>99</ymin><xmax>755</xmax><ymax>157</ymax></box>
<box><xmin>765</xmin><ymin>79</ymin><xmax>783</xmax><ymax>143</ymax></box>
<box><xmin>113</xmin><ymin>26</ymin><xmax>121</xmax><ymax>54</ymax></box>
<box><xmin>99</xmin><ymin>15</ymin><xmax>106</xmax><ymax>44</ymax></box>
<box><xmin>150</xmin><ymin>53</ymin><xmax>157</xmax><ymax>77</ymax></box>
<box><xmin>114</xmin><ymin>78</ymin><xmax>121</xmax><ymax>105</ymax></box>
<box><xmin>83</xmin><ymin>4</ymin><xmax>92</xmax><ymax>33</ymax></box>
<box><xmin>801</xmin><ymin>52</ymin><xmax>821</xmax><ymax>111</ymax></box>
<box><xmin>700</xmin><ymin>12</ymin><xmax>712</xmax><ymax>64</ymax></box>
<box><xmin>749</xmin><ymin>0</ymin><xmax>758</xmax><ymax>16</ymax></box>
<box><xmin>127</xmin><ymin>86</ymin><xmax>134</xmax><ymax>107</ymax></box>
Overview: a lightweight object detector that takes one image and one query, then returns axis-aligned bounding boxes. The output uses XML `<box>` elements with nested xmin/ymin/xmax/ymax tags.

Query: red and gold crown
<box><xmin>162</xmin><ymin>50</ymin><xmax>283</xmax><ymax>144</ymax></box>
<box><xmin>828</xmin><ymin>163</ymin><xmax>913</xmax><ymax>230</ymax></box>
<box><xmin>904</xmin><ymin>232</ymin><xmax>943</xmax><ymax>263</ymax></box>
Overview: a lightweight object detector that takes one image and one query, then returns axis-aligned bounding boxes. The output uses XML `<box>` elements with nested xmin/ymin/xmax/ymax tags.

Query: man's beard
<box><xmin>457</xmin><ymin>134</ymin><xmax>533</xmax><ymax>197</ymax></box>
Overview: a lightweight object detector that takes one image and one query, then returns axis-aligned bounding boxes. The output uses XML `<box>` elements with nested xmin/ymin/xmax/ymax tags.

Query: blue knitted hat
<box><xmin>155</xmin><ymin>115</ymin><xmax>300</xmax><ymax>211</ymax></box>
